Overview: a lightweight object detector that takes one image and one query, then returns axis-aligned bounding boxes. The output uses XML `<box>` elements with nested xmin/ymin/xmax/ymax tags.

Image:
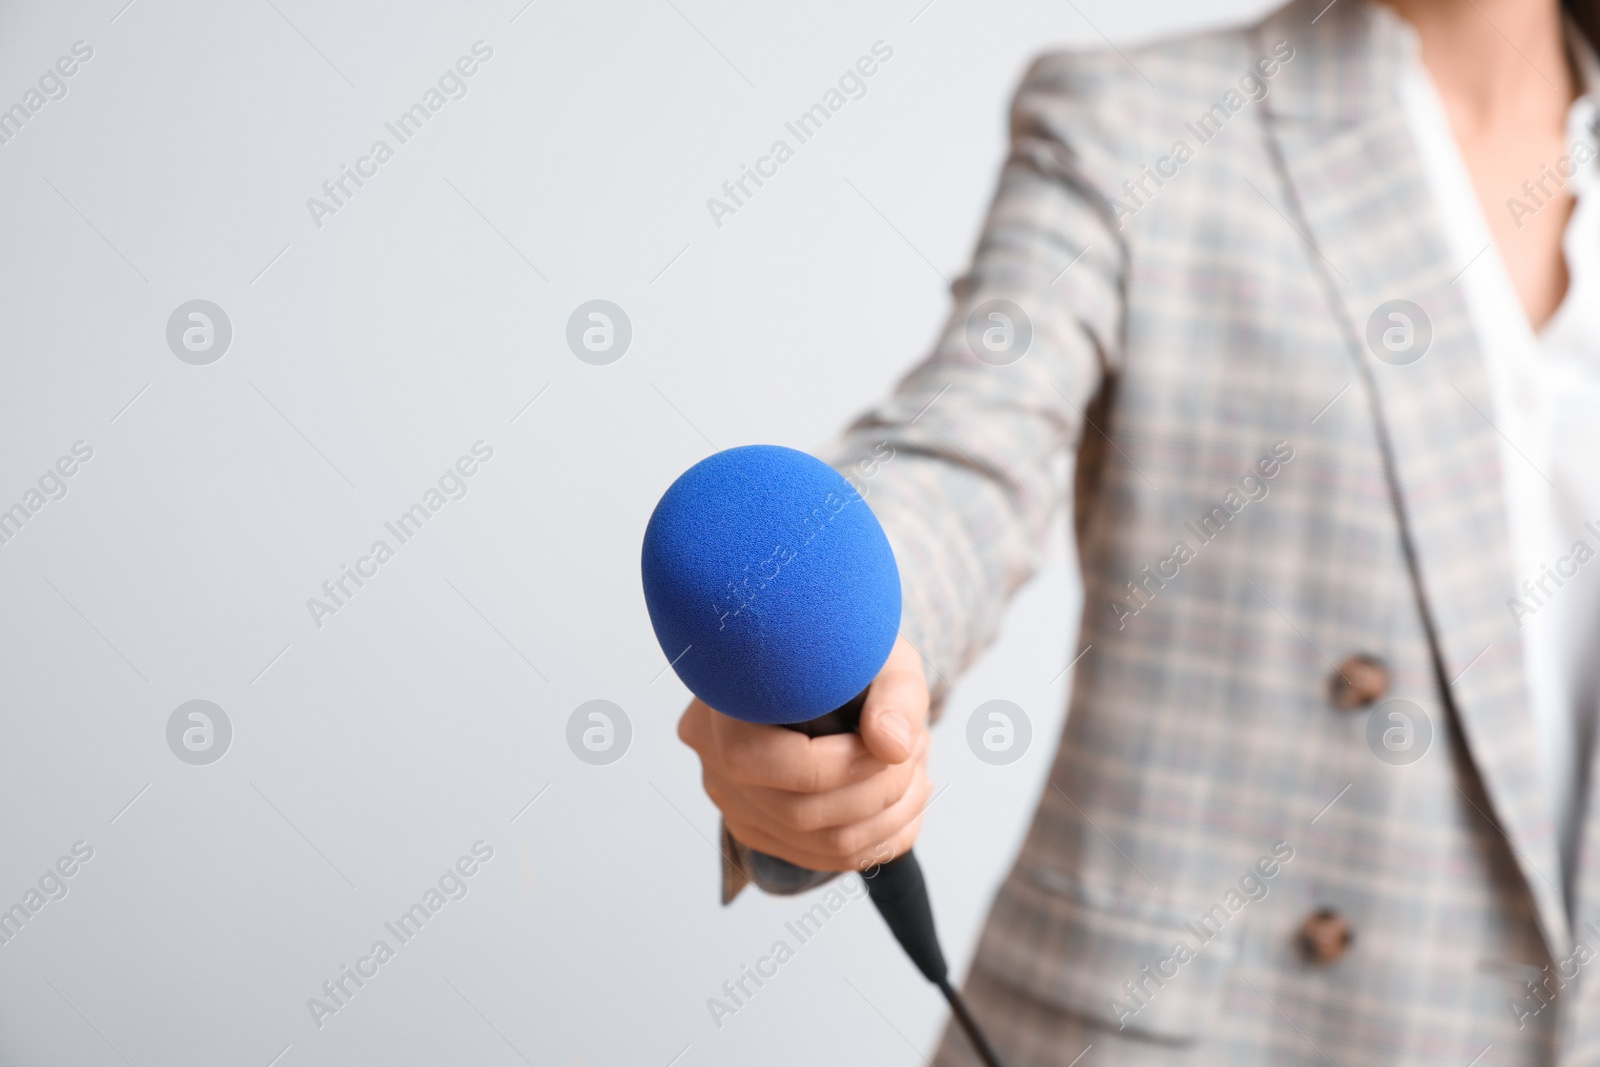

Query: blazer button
<box><xmin>1298</xmin><ymin>908</ymin><xmax>1353</xmax><ymax>964</ymax></box>
<box><xmin>1329</xmin><ymin>655</ymin><xmax>1388</xmax><ymax>709</ymax></box>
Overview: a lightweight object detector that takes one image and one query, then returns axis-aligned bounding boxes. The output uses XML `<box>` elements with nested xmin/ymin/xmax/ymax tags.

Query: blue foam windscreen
<box><xmin>641</xmin><ymin>445</ymin><xmax>902</xmax><ymax>725</ymax></box>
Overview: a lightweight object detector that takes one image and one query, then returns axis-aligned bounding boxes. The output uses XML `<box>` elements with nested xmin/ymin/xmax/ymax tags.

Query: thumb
<box><xmin>860</xmin><ymin>699</ymin><xmax>912</xmax><ymax>763</ymax></box>
<box><xmin>857</xmin><ymin>639</ymin><xmax>927</xmax><ymax>764</ymax></box>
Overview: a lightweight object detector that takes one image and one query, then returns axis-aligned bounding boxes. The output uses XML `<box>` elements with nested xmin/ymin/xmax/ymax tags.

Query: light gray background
<box><xmin>0</xmin><ymin>1</ymin><xmax>1269</xmax><ymax>1063</ymax></box>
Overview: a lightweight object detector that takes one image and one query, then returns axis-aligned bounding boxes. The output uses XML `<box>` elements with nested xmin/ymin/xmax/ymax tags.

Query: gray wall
<box><xmin>0</xmin><ymin>0</ymin><xmax>1267</xmax><ymax>1063</ymax></box>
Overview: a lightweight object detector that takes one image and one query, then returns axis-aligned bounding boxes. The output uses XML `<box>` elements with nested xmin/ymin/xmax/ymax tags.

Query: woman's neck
<box><xmin>1383</xmin><ymin>0</ymin><xmax>1575</xmax><ymax>134</ymax></box>
<box><xmin>1381</xmin><ymin>0</ymin><xmax>1581</xmax><ymax>327</ymax></box>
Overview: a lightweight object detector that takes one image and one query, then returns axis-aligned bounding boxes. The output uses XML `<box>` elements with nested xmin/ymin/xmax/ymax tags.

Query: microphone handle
<box><xmin>744</xmin><ymin>691</ymin><xmax>1007</xmax><ymax>1067</ymax></box>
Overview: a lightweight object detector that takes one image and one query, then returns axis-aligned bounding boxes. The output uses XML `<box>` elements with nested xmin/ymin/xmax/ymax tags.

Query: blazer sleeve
<box><xmin>723</xmin><ymin>55</ymin><xmax>1132</xmax><ymax>902</ymax></box>
<box><xmin>824</xmin><ymin>56</ymin><xmax>1128</xmax><ymax>715</ymax></box>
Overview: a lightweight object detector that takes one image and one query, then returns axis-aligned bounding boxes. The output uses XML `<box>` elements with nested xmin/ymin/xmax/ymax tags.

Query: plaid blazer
<box><xmin>810</xmin><ymin>0</ymin><xmax>1600</xmax><ymax>1062</ymax></box>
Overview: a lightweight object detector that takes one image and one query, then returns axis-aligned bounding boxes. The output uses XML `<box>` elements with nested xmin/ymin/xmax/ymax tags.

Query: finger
<box><xmin>677</xmin><ymin>700</ymin><xmax>710</xmax><ymax>752</ymax></box>
<box><xmin>738</xmin><ymin>730</ymin><xmax>928</xmax><ymax>833</ymax></box>
<box><xmin>700</xmin><ymin>766</ymin><xmax>780</xmax><ymax>836</ymax></box>
<box><xmin>858</xmin><ymin>637</ymin><xmax>930</xmax><ymax>764</ymax></box>
<box><xmin>854</xmin><ymin>811</ymin><xmax>925</xmax><ymax>871</ymax></box>
<box><xmin>802</xmin><ymin>763</ymin><xmax>932</xmax><ymax>860</ymax></box>
<box><xmin>728</xmin><ymin>763</ymin><xmax>932</xmax><ymax>867</ymax></box>
<box><xmin>726</xmin><ymin>794</ymin><xmax>929</xmax><ymax>874</ymax></box>
<box><xmin>722</xmin><ymin>815</ymin><xmax>859</xmax><ymax>872</ymax></box>
<box><xmin>708</xmin><ymin>709</ymin><xmax>874</xmax><ymax>792</ymax></box>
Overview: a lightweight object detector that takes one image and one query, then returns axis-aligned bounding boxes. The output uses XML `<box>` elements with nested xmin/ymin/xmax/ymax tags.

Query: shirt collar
<box><xmin>1562</xmin><ymin>18</ymin><xmax>1600</xmax><ymax>194</ymax></box>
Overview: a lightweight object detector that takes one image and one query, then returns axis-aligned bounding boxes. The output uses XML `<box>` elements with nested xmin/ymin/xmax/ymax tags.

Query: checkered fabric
<box><xmin>803</xmin><ymin>0</ymin><xmax>1600</xmax><ymax>1062</ymax></box>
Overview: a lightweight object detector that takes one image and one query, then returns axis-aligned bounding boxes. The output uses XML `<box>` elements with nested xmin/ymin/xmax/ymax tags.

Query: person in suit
<box><xmin>678</xmin><ymin>0</ymin><xmax>1600</xmax><ymax>1060</ymax></box>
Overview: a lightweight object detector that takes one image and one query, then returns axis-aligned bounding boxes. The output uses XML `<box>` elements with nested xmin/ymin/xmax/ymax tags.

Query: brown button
<box><xmin>1329</xmin><ymin>655</ymin><xmax>1388</xmax><ymax>709</ymax></box>
<box><xmin>1298</xmin><ymin>907</ymin><xmax>1353</xmax><ymax>964</ymax></box>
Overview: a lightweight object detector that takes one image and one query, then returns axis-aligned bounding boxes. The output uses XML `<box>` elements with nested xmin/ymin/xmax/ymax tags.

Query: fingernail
<box><xmin>880</xmin><ymin>710</ymin><xmax>911</xmax><ymax>752</ymax></box>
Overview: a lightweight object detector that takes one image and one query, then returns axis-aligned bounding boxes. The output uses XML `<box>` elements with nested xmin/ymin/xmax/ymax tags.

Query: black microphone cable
<box><xmin>767</xmin><ymin>692</ymin><xmax>1009</xmax><ymax>1067</ymax></box>
<box><xmin>859</xmin><ymin>850</ymin><xmax>1008</xmax><ymax>1067</ymax></box>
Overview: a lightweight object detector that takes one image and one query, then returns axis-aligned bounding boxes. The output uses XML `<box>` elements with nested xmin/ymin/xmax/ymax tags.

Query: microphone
<box><xmin>641</xmin><ymin>444</ymin><xmax>1007</xmax><ymax>1067</ymax></box>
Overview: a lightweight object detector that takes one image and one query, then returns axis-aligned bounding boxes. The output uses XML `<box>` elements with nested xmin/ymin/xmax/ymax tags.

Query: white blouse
<box><xmin>1398</xmin><ymin>28</ymin><xmax>1600</xmax><ymax>894</ymax></box>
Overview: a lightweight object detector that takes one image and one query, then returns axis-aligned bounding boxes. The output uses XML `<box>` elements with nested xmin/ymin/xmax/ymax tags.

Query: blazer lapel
<box><xmin>1257</xmin><ymin>0</ymin><xmax>1569</xmax><ymax>955</ymax></box>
